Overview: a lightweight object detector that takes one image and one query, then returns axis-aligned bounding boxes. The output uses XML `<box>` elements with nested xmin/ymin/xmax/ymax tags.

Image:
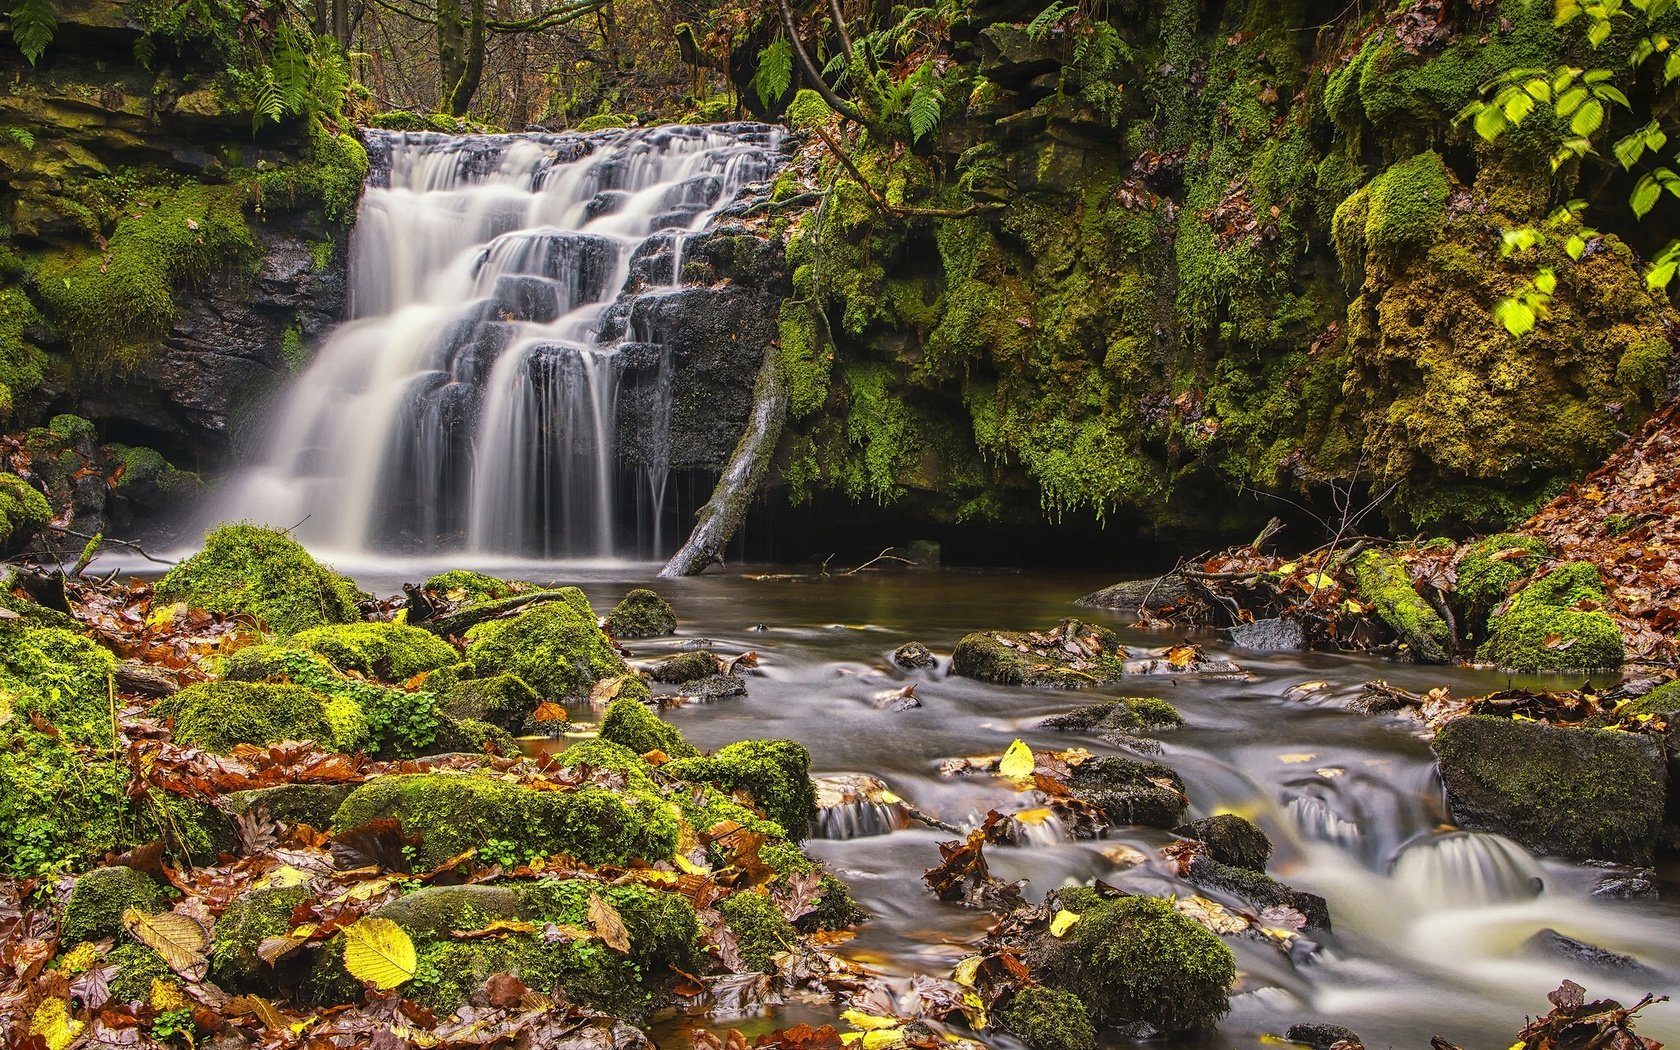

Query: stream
<box><xmin>303</xmin><ymin>557</ymin><xmax>1680</xmax><ymax>1049</ymax></box>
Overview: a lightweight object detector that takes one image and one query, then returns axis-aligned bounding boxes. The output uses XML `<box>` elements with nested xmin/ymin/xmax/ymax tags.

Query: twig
<box><xmin>48</xmin><ymin>528</ymin><xmax>175</xmax><ymax>567</ymax></box>
<box><xmin>838</xmin><ymin>547</ymin><xmax>917</xmax><ymax>576</ymax></box>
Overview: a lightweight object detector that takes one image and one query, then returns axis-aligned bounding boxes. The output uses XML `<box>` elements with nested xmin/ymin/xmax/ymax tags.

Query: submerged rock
<box><xmin>953</xmin><ymin>620</ymin><xmax>1124</xmax><ymax>688</ymax></box>
<box><xmin>1227</xmin><ymin>617</ymin><xmax>1305</xmax><ymax>652</ymax></box>
<box><xmin>892</xmin><ymin>640</ymin><xmax>937</xmax><ymax>669</ymax></box>
<box><xmin>1523</xmin><ymin>928</ymin><xmax>1657</xmax><ymax>977</ymax></box>
<box><xmin>605</xmin><ymin>588</ymin><xmax>677</xmax><ymax>638</ymax></box>
<box><xmin>1433</xmin><ymin>715</ymin><xmax>1667</xmax><ymax>864</ymax></box>
<box><xmin>1184</xmin><ymin>855</ymin><xmax>1331</xmax><ymax>931</ymax></box>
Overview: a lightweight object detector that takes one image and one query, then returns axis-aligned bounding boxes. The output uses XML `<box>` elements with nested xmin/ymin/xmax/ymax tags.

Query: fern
<box><xmin>1025</xmin><ymin>0</ymin><xmax>1074</xmax><ymax>42</ymax></box>
<box><xmin>3</xmin><ymin>125</ymin><xmax>34</xmax><ymax>150</ymax></box>
<box><xmin>905</xmin><ymin>63</ymin><xmax>943</xmax><ymax>142</ymax></box>
<box><xmin>753</xmin><ymin>38</ymin><xmax>794</xmax><ymax>109</ymax></box>
<box><xmin>133</xmin><ymin>32</ymin><xmax>156</xmax><ymax>69</ymax></box>
<box><xmin>9</xmin><ymin>0</ymin><xmax>56</xmax><ymax>65</ymax></box>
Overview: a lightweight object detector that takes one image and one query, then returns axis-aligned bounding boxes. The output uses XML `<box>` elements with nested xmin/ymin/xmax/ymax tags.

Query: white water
<box><xmin>214</xmin><ymin>124</ymin><xmax>784</xmax><ymax>561</ymax></box>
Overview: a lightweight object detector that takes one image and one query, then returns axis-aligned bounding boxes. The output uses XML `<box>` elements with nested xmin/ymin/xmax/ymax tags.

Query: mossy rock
<box><xmin>1453</xmin><ymin>533</ymin><xmax>1551</xmax><ymax>633</ymax></box>
<box><xmin>1184</xmin><ymin>856</ymin><xmax>1330</xmax><ymax>930</ymax></box>
<box><xmin>554</xmin><ymin>738</ymin><xmax>660</xmax><ymax>785</ymax></box>
<box><xmin>512</xmin><ymin>878</ymin><xmax>699</xmax><ymax>974</ymax></box>
<box><xmin>717</xmin><ymin>890</ymin><xmax>796</xmax><ymax>972</ymax></box>
<box><xmin>422</xmin><ymin>570</ymin><xmax>520</xmax><ymax>603</ymax></box>
<box><xmin>998</xmin><ymin>985</ymin><xmax>1097</xmax><ymax>1050</ymax></box>
<box><xmin>0</xmin><ymin>473</ymin><xmax>50</xmax><ymax>554</ymax></box>
<box><xmin>1175</xmin><ymin>814</ymin><xmax>1271</xmax><ymax>872</ymax></box>
<box><xmin>225</xmin><ymin>783</ymin><xmax>357</xmax><ymax>828</ymax></box>
<box><xmin>952</xmin><ymin>625</ymin><xmax>1122</xmax><ymax>689</ymax></box>
<box><xmin>1066</xmin><ymin>756</ymin><xmax>1187</xmax><ymax>828</ymax></box>
<box><xmin>1476</xmin><ymin>564</ymin><xmax>1623</xmax><ymax>672</ymax></box>
<box><xmin>107</xmin><ymin>943</ymin><xmax>172</xmax><ymax>1005</ymax></box>
<box><xmin>62</xmin><ymin>865</ymin><xmax>169</xmax><ymax>943</ymax></box>
<box><xmin>759</xmin><ymin>841</ymin><xmax>864</xmax><ymax>930</ymax></box>
<box><xmin>0</xmin><ymin>622</ymin><xmax>119</xmax><ymax>746</ymax></box>
<box><xmin>462</xmin><ymin>600</ymin><xmax>631</xmax><ymax>700</ymax></box>
<box><xmin>432</xmin><ymin>714</ymin><xmax>521</xmax><ymax>756</ymax></box>
<box><xmin>331</xmin><ymin>772</ymin><xmax>679</xmax><ymax>869</ymax></box>
<box><xmin>1351</xmin><ymin>550</ymin><xmax>1450</xmax><ymax>663</ymax></box>
<box><xmin>647</xmin><ymin>650</ymin><xmax>717</xmax><ymax>683</ymax></box>
<box><xmin>155</xmin><ymin>524</ymin><xmax>362</xmax><ymax>635</ymax></box>
<box><xmin>289</xmin><ymin>622</ymin><xmax>458</xmax><ymax>681</ymax></box>
<box><xmin>371</xmin><ymin>884</ymin><xmax>524</xmax><ymax>938</ymax></box>
<box><xmin>604</xmin><ymin>588</ymin><xmax>676</xmax><ymax>638</ymax></box>
<box><xmin>1041</xmin><ymin>696</ymin><xmax>1183</xmax><ymax>735</ymax></box>
<box><xmin>1433</xmin><ymin>715</ymin><xmax>1666</xmax><ymax>864</ymax></box>
<box><xmin>437</xmin><ymin>673</ymin><xmax>540</xmax><ymax>732</ymax></box>
<box><xmin>153</xmin><ymin>681</ymin><xmax>340</xmax><ymax>753</ymax></box>
<box><xmin>598</xmin><ymin>696</ymin><xmax>699</xmax><ymax>758</ymax></box>
<box><xmin>211</xmin><ymin>886</ymin><xmax>311</xmax><ymax>987</ymax></box>
<box><xmin>1018</xmin><ymin>889</ymin><xmax>1234</xmax><ymax>1033</ymax></box>
<box><xmin>665</xmin><ymin>739</ymin><xmax>819</xmax><ymax>840</ymax></box>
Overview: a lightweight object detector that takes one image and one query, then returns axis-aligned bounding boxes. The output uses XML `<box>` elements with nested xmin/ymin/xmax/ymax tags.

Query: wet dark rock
<box><xmin>1041</xmin><ymin>696</ymin><xmax>1183</xmax><ymax>735</ymax></box>
<box><xmin>647</xmin><ymin>650</ymin><xmax>718</xmax><ymax>683</ymax></box>
<box><xmin>1175</xmin><ymin>814</ymin><xmax>1272</xmax><ymax>872</ymax></box>
<box><xmin>1185</xmin><ymin>856</ymin><xmax>1332</xmax><ymax>931</ymax></box>
<box><xmin>892</xmin><ymin>641</ymin><xmax>937</xmax><ymax>669</ymax></box>
<box><xmin>1067</xmin><ymin>756</ymin><xmax>1186</xmax><ymax>828</ymax></box>
<box><xmin>1286</xmin><ymin>1024</ymin><xmax>1363</xmax><ymax>1050</ymax></box>
<box><xmin>680</xmin><ymin>673</ymin><xmax>748</xmax><ymax>702</ymax></box>
<box><xmin>1227</xmin><ymin>617</ymin><xmax>1305</xmax><ymax>652</ymax></box>
<box><xmin>953</xmin><ymin>620</ymin><xmax>1124</xmax><ymax>688</ymax></box>
<box><xmin>1433</xmin><ymin>715</ymin><xmax>1668</xmax><ymax>865</ymax></box>
<box><xmin>1523</xmin><ymin>929</ymin><xmax>1658</xmax><ymax>977</ymax></box>
<box><xmin>1590</xmin><ymin>869</ymin><xmax>1660</xmax><ymax>900</ymax></box>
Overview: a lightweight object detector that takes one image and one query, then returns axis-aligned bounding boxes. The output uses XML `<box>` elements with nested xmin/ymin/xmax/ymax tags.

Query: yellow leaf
<box><xmin>862</xmin><ymin>1031</ymin><xmax>905</xmax><ymax>1050</ymax></box>
<box><xmin>1277</xmin><ymin>753</ymin><xmax>1317</xmax><ymax>764</ymax></box>
<box><xmin>842</xmin><ymin>1009</ymin><xmax>903</xmax><ymax>1031</ymax></box>
<box><xmin>146</xmin><ymin>602</ymin><xmax>186</xmax><ymax>629</ymax></box>
<box><xmin>673</xmin><ymin>853</ymin><xmax>710</xmax><ymax>876</ymax></box>
<box><xmin>30</xmin><ymin>998</ymin><xmax>83</xmax><ymax>1050</ymax></box>
<box><xmin>342</xmin><ymin>917</ymin><xmax>417</xmax><ymax>989</ymax></box>
<box><xmin>878</xmin><ymin>789</ymin><xmax>904</xmax><ymax>805</ymax></box>
<box><xmin>254</xmin><ymin>864</ymin><xmax>312</xmax><ymax>890</ymax></box>
<box><xmin>997</xmin><ymin>738</ymin><xmax>1034</xmax><ymax>779</ymax></box>
<box><xmin>1013</xmin><ymin>807</ymin><xmax>1054</xmax><ymax>825</ymax></box>
<box><xmin>951</xmin><ymin>955</ymin><xmax>981</xmax><ymax>988</ymax></box>
<box><xmin>1304</xmin><ymin>572</ymin><xmax>1335</xmax><ymax>590</ymax></box>
<box><xmin>1049</xmin><ymin>909</ymin><xmax>1081</xmax><ymax>937</ymax></box>
<box><xmin>123</xmin><ymin>907</ymin><xmax>210</xmax><ymax>981</ymax></box>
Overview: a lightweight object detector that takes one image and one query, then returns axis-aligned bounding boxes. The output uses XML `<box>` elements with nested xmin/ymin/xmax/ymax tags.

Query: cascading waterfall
<box><xmin>214</xmin><ymin>124</ymin><xmax>784</xmax><ymax>560</ymax></box>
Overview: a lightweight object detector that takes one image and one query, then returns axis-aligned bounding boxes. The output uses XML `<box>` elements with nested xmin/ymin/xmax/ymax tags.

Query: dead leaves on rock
<box><xmin>1433</xmin><ymin>981</ymin><xmax>1668</xmax><ymax>1050</ymax></box>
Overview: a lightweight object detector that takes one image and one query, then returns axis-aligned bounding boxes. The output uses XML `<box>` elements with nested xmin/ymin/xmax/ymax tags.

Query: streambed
<box><xmin>334</xmin><ymin>560</ymin><xmax>1679</xmax><ymax>1048</ymax></box>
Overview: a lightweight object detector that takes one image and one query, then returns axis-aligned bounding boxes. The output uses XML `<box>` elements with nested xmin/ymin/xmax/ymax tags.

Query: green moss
<box><xmin>575</xmin><ymin>113</ymin><xmax>634</xmax><ymax>132</ymax></box>
<box><xmin>107</xmin><ymin>446</ymin><xmax>199</xmax><ymax>497</ymax></box>
<box><xmin>0</xmin><ymin>623</ymin><xmax>118</xmax><ymax>745</ymax></box>
<box><xmin>513</xmin><ymin>878</ymin><xmax>699</xmax><ymax>974</ymax></box>
<box><xmin>432</xmin><ymin>715</ymin><xmax>520</xmax><ymax>756</ymax></box>
<box><xmin>647</xmin><ymin>650</ymin><xmax>717</xmax><ymax>683</ymax></box>
<box><xmin>331</xmin><ymin>772</ymin><xmax>679</xmax><ymax>869</ymax></box>
<box><xmin>463</xmin><ymin>600</ymin><xmax>631</xmax><ymax>700</ymax></box>
<box><xmin>1029</xmin><ymin>889</ymin><xmax>1233</xmax><ymax>1032</ymax></box>
<box><xmin>322</xmin><ymin>695</ymin><xmax>370</xmax><ymax>754</ymax></box>
<box><xmin>0</xmin><ymin>473</ymin><xmax>50</xmax><ymax>552</ymax></box>
<box><xmin>154</xmin><ymin>681</ymin><xmax>337</xmax><ymax>753</ymax></box>
<box><xmin>107</xmin><ymin>943</ymin><xmax>172</xmax><ymax>1004</ymax></box>
<box><xmin>1067</xmin><ymin>756</ymin><xmax>1187</xmax><ymax>828</ymax></box>
<box><xmin>211</xmin><ymin>886</ymin><xmax>310</xmax><ymax>987</ymax></box>
<box><xmin>437</xmin><ymin>673</ymin><xmax>539</xmax><ymax>732</ymax></box>
<box><xmin>717</xmin><ymin>891</ymin><xmax>795</xmax><ymax>972</ymax></box>
<box><xmin>1509</xmin><ymin>560</ymin><xmax>1607</xmax><ymax>611</ymax></box>
<box><xmin>155</xmin><ymin>524</ymin><xmax>363</xmax><ymax>635</ymax></box>
<box><xmin>0</xmin><ymin>286</ymin><xmax>47</xmax><ymax>417</ymax></box>
<box><xmin>62</xmin><ymin>866</ymin><xmax>169</xmax><ymax>943</ymax></box>
<box><xmin>952</xmin><ymin>624</ymin><xmax>1124</xmax><ymax>688</ymax></box>
<box><xmin>999</xmin><ymin>986</ymin><xmax>1097</xmax><ymax>1050</ymax></box>
<box><xmin>1352</xmin><ymin>550</ymin><xmax>1451</xmax><ymax>662</ymax></box>
<box><xmin>598</xmin><ymin>696</ymin><xmax>699</xmax><ymax>759</ymax></box>
<box><xmin>785</xmin><ymin>89</ymin><xmax>832</xmax><ymax>130</ymax></box>
<box><xmin>1363</xmin><ymin>152</ymin><xmax>1450</xmax><ymax>267</ymax></box>
<box><xmin>759</xmin><ymin>841</ymin><xmax>863</xmax><ymax>930</ymax></box>
<box><xmin>254</xmin><ymin>120</ymin><xmax>369</xmax><ymax>224</ymax></box>
<box><xmin>1477</xmin><ymin>607</ymin><xmax>1624</xmax><ymax>672</ymax></box>
<box><xmin>604</xmin><ymin>588</ymin><xmax>676</xmax><ymax>638</ymax></box>
<box><xmin>1177</xmin><ymin>814</ymin><xmax>1271</xmax><ymax>872</ymax></box>
<box><xmin>664</xmin><ymin>739</ymin><xmax>818</xmax><ymax>841</ymax></box>
<box><xmin>1455</xmin><ymin>533</ymin><xmax>1552</xmax><ymax>631</ymax></box>
<box><xmin>423</xmin><ymin>570</ymin><xmax>519</xmax><ymax>602</ymax></box>
<box><xmin>289</xmin><ymin>621</ymin><xmax>458</xmax><ymax>680</ymax></box>
<box><xmin>36</xmin><ymin>181</ymin><xmax>258</xmax><ymax>371</ymax></box>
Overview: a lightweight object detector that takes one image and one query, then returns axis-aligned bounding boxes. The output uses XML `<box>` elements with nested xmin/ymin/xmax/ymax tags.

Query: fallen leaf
<box><xmin>122</xmin><ymin>907</ymin><xmax>211</xmax><ymax>981</ymax></box>
<box><xmin>1049</xmin><ymin>909</ymin><xmax>1081</xmax><ymax>937</ymax></box>
<box><xmin>997</xmin><ymin>739</ymin><xmax>1034</xmax><ymax>779</ymax></box>
<box><xmin>587</xmin><ymin>893</ymin><xmax>632</xmax><ymax>953</ymax></box>
<box><xmin>342</xmin><ymin>917</ymin><xmax>417</xmax><ymax>989</ymax></box>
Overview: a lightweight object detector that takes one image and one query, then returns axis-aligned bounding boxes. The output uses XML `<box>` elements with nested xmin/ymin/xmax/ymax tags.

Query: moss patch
<box><xmin>665</xmin><ymin>739</ymin><xmax>818</xmax><ymax>840</ymax></box>
<box><xmin>597</xmin><ymin>696</ymin><xmax>699</xmax><ymax>759</ymax></box>
<box><xmin>155</xmin><ymin>524</ymin><xmax>362</xmax><ymax>635</ymax></box>
<box><xmin>462</xmin><ymin>600</ymin><xmax>630</xmax><ymax>700</ymax></box>
<box><xmin>604</xmin><ymin>588</ymin><xmax>677</xmax><ymax>638</ymax></box>
<box><xmin>154</xmin><ymin>681</ymin><xmax>338</xmax><ymax>753</ymax></box>
<box><xmin>290</xmin><ymin>621</ymin><xmax>458</xmax><ymax>681</ymax></box>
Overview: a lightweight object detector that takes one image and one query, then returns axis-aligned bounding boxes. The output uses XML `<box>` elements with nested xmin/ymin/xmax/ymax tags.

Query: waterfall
<box><xmin>215</xmin><ymin>124</ymin><xmax>785</xmax><ymax>560</ymax></box>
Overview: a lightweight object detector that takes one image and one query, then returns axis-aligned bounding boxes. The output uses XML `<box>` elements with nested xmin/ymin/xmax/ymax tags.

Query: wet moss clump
<box><xmin>437</xmin><ymin>673</ymin><xmax>540</xmax><ymax>733</ymax></box>
<box><xmin>1176</xmin><ymin>814</ymin><xmax>1271</xmax><ymax>872</ymax></box>
<box><xmin>514</xmin><ymin>878</ymin><xmax>700</xmax><ymax>975</ymax></box>
<box><xmin>1066</xmin><ymin>756</ymin><xmax>1187</xmax><ymax>828</ymax></box>
<box><xmin>598</xmin><ymin>696</ymin><xmax>700</xmax><ymax>758</ymax></box>
<box><xmin>999</xmin><ymin>985</ymin><xmax>1098</xmax><ymax>1050</ymax></box>
<box><xmin>760</xmin><ymin>841</ymin><xmax>864</xmax><ymax>930</ymax></box>
<box><xmin>289</xmin><ymin>622</ymin><xmax>458</xmax><ymax>681</ymax></box>
<box><xmin>1477</xmin><ymin>563</ymin><xmax>1624</xmax><ymax>672</ymax></box>
<box><xmin>604</xmin><ymin>588</ymin><xmax>677</xmax><ymax>638</ymax></box>
<box><xmin>665</xmin><ymin>739</ymin><xmax>819</xmax><ymax>840</ymax></box>
<box><xmin>155</xmin><ymin>524</ymin><xmax>362</xmax><ymax>635</ymax></box>
<box><xmin>462</xmin><ymin>600</ymin><xmax>632</xmax><ymax>700</ymax></box>
<box><xmin>717</xmin><ymin>890</ymin><xmax>796</xmax><ymax>972</ymax></box>
<box><xmin>952</xmin><ymin>626</ymin><xmax>1123</xmax><ymax>689</ymax></box>
<box><xmin>422</xmin><ymin>570</ymin><xmax>520</xmax><ymax>603</ymax></box>
<box><xmin>211</xmin><ymin>886</ymin><xmax>311</xmax><ymax>987</ymax></box>
<box><xmin>1352</xmin><ymin>550</ymin><xmax>1450</xmax><ymax>663</ymax></box>
<box><xmin>1023</xmin><ymin>889</ymin><xmax>1234</xmax><ymax>1033</ymax></box>
<box><xmin>106</xmin><ymin>943</ymin><xmax>172</xmax><ymax>1005</ymax></box>
<box><xmin>1454</xmin><ymin>533</ymin><xmax>1552</xmax><ymax>634</ymax></box>
<box><xmin>154</xmin><ymin>681</ymin><xmax>339</xmax><ymax>753</ymax></box>
<box><xmin>61</xmin><ymin>866</ymin><xmax>169</xmax><ymax>943</ymax></box>
<box><xmin>0</xmin><ymin>473</ymin><xmax>49</xmax><ymax>554</ymax></box>
<box><xmin>331</xmin><ymin>772</ymin><xmax>680</xmax><ymax>869</ymax></box>
<box><xmin>0</xmin><ymin>623</ymin><xmax>119</xmax><ymax>745</ymax></box>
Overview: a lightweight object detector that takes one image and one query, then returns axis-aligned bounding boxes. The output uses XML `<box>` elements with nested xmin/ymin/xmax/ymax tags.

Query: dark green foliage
<box><xmin>598</xmin><ymin>697</ymin><xmax>699</xmax><ymax>758</ymax></box>
<box><xmin>604</xmin><ymin>588</ymin><xmax>677</xmax><ymax>638</ymax></box>
<box><xmin>717</xmin><ymin>891</ymin><xmax>795</xmax><ymax>972</ymax></box>
<box><xmin>155</xmin><ymin>525</ymin><xmax>362</xmax><ymax>635</ymax></box>
<box><xmin>665</xmin><ymin>740</ymin><xmax>818</xmax><ymax>840</ymax></box>
<box><xmin>1433</xmin><ymin>715</ymin><xmax>1666</xmax><ymax>864</ymax></box>
<box><xmin>999</xmin><ymin>986</ymin><xmax>1097</xmax><ymax>1050</ymax></box>
<box><xmin>62</xmin><ymin>866</ymin><xmax>169</xmax><ymax>943</ymax></box>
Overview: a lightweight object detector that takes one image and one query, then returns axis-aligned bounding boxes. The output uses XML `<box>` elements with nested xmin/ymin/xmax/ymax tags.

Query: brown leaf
<box><xmin>587</xmin><ymin>894</ymin><xmax>631</xmax><ymax>953</ymax></box>
<box><xmin>121</xmin><ymin>908</ymin><xmax>211</xmax><ymax>981</ymax></box>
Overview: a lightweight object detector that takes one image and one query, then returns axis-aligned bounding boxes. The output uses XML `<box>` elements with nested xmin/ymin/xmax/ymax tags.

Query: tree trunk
<box><xmin>444</xmin><ymin>0</ymin><xmax>488</xmax><ymax>115</ymax></box>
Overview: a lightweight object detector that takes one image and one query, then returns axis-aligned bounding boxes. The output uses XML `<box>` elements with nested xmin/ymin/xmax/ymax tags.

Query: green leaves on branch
<box><xmin>754</xmin><ymin>38</ymin><xmax>794</xmax><ymax>109</ymax></box>
<box><xmin>8</xmin><ymin>0</ymin><xmax>56</xmax><ymax>65</ymax></box>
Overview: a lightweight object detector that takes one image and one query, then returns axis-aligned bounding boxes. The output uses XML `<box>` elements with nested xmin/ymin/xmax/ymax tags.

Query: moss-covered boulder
<box><xmin>1175</xmin><ymin>814</ymin><xmax>1271</xmax><ymax>872</ymax></box>
<box><xmin>0</xmin><ymin>473</ymin><xmax>50</xmax><ymax>555</ymax></box>
<box><xmin>1041</xmin><ymin>696</ymin><xmax>1183</xmax><ymax>736</ymax></box>
<box><xmin>154</xmin><ymin>681</ymin><xmax>345</xmax><ymax>753</ymax></box>
<box><xmin>0</xmin><ymin>623</ymin><xmax>119</xmax><ymax>745</ymax></box>
<box><xmin>211</xmin><ymin>886</ymin><xmax>311</xmax><ymax>987</ymax></box>
<box><xmin>1453</xmin><ymin>533</ymin><xmax>1551</xmax><ymax>634</ymax></box>
<box><xmin>62</xmin><ymin>865</ymin><xmax>169</xmax><ymax>943</ymax></box>
<box><xmin>1184</xmin><ymin>856</ymin><xmax>1331</xmax><ymax>930</ymax></box>
<box><xmin>422</xmin><ymin>570</ymin><xmax>521</xmax><ymax>603</ymax></box>
<box><xmin>1476</xmin><ymin>563</ymin><xmax>1624</xmax><ymax>672</ymax></box>
<box><xmin>666</xmin><ymin>739</ymin><xmax>819</xmax><ymax>840</ymax></box>
<box><xmin>717</xmin><ymin>890</ymin><xmax>796</xmax><ymax>972</ymax></box>
<box><xmin>1066</xmin><ymin>756</ymin><xmax>1187</xmax><ymax>828</ymax></box>
<box><xmin>952</xmin><ymin>622</ymin><xmax>1124</xmax><ymax>688</ymax></box>
<box><xmin>436</xmin><ymin>673</ymin><xmax>540</xmax><ymax>732</ymax></box>
<box><xmin>647</xmin><ymin>650</ymin><xmax>719</xmax><ymax>683</ymax></box>
<box><xmin>1016</xmin><ymin>889</ymin><xmax>1234</xmax><ymax>1033</ymax></box>
<box><xmin>998</xmin><ymin>985</ymin><xmax>1098</xmax><ymax>1050</ymax></box>
<box><xmin>605</xmin><ymin>588</ymin><xmax>677</xmax><ymax>638</ymax></box>
<box><xmin>598</xmin><ymin>696</ymin><xmax>700</xmax><ymax>758</ymax></box>
<box><xmin>155</xmin><ymin>524</ymin><xmax>362</xmax><ymax>635</ymax></box>
<box><xmin>289</xmin><ymin>621</ymin><xmax>458</xmax><ymax>681</ymax></box>
<box><xmin>1351</xmin><ymin>550</ymin><xmax>1451</xmax><ymax>663</ymax></box>
<box><xmin>1434</xmin><ymin>715</ymin><xmax>1666</xmax><ymax>863</ymax></box>
<box><xmin>225</xmin><ymin>783</ymin><xmax>357</xmax><ymax>829</ymax></box>
<box><xmin>462</xmin><ymin>599</ymin><xmax>632</xmax><ymax>700</ymax></box>
<box><xmin>331</xmin><ymin>772</ymin><xmax>679</xmax><ymax>869</ymax></box>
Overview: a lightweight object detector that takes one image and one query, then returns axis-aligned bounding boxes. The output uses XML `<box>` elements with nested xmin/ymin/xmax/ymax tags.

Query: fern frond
<box><xmin>906</xmin><ymin>63</ymin><xmax>943</xmax><ymax>142</ymax></box>
<box><xmin>753</xmin><ymin>38</ymin><xmax>794</xmax><ymax>108</ymax></box>
<box><xmin>1025</xmin><ymin>1</ymin><xmax>1073</xmax><ymax>42</ymax></box>
<box><xmin>9</xmin><ymin>0</ymin><xmax>57</xmax><ymax>65</ymax></box>
<box><xmin>3</xmin><ymin>125</ymin><xmax>34</xmax><ymax>151</ymax></box>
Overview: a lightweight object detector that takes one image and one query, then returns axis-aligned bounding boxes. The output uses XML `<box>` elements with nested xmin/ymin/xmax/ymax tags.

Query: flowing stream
<box><xmin>331</xmin><ymin>561</ymin><xmax>1679</xmax><ymax>1049</ymax></box>
<box><xmin>212</xmin><ymin>125</ymin><xmax>784</xmax><ymax>560</ymax></box>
